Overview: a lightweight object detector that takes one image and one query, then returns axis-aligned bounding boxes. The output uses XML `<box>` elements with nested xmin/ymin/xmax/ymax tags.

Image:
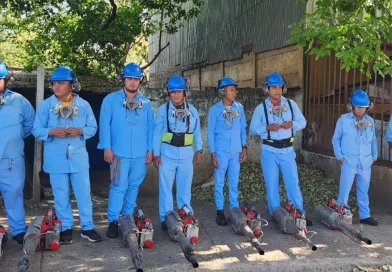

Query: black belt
<box><xmin>262</xmin><ymin>137</ymin><xmax>294</xmax><ymax>149</ymax></box>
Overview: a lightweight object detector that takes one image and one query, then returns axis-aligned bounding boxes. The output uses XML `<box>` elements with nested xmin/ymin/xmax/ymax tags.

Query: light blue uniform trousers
<box><xmin>107</xmin><ymin>157</ymin><xmax>147</xmax><ymax>223</ymax></box>
<box><xmin>0</xmin><ymin>156</ymin><xmax>26</xmax><ymax>236</ymax></box>
<box><xmin>337</xmin><ymin>162</ymin><xmax>371</xmax><ymax>219</ymax></box>
<box><xmin>261</xmin><ymin>149</ymin><xmax>305</xmax><ymax>215</ymax></box>
<box><xmin>49</xmin><ymin>171</ymin><xmax>94</xmax><ymax>231</ymax></box>
<box><xmin>214</xmin><ymin>151</ymin><xmax>240</xmax><ymax>210</ymax></box>
<box><xmin>159</xmin><ymin>154</ymin><xmax>193</xmax><ymax>222</ymax></box>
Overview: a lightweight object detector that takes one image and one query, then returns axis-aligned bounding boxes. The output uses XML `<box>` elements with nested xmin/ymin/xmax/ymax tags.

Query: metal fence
<box><xmin>303</xmin><ymin>44</ymin><xmax>392</xmax><ymax>164</ymax></box>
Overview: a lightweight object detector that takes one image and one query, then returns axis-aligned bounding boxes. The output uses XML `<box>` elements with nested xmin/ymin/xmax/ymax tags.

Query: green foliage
<box><xmin>289</xmin><ymin>0</ymin><xmax>392</xmax><ymax>77</ymax></box>
<box><xmin>1</xmin><ymin>0</ymin><xmax>203</xmax><ymax>77</ymax></box>
<box><xmin>192</xmin><ymin>162</ymin><xmax>358</xmax><ymax>211</ymax></box>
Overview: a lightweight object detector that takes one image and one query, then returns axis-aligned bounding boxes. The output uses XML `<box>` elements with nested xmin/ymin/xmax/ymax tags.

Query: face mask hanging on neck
<box><xmin>269</xmin><ymin>105</ymin><xmax>287</xmax><ymax>117</ymax></box>
<box><xmin>0</xmin><ymin>93</ymin><xmax>5</xmax><ymax>105</ymax></box>
<box><xmin>355</xmin><ymin>120</ymin><xmax>372</xmax><ymax>130</ymax></box>
<box><xmin>54</xmin><ymin>104</ymin><xmax>78</xmax><ymax>119</ymax></box>
<box><xmin>223</xmin><ymin>109</ymin><xmax>239</xmax><ymax>121</ymax></box>
<box><xmin>172</xmin><ymin>108</ymin><xmax>190</xmax><ymax>121</ymax></box>
<box><xmin>123</xmin><ymin>99</ymin><xmax>143</xmax><ymax>112</ymax></box>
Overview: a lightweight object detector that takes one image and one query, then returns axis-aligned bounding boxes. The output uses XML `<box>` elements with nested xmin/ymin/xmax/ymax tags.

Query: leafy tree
<box><xmin>1</xmin><ymin>0</ymin><xmax>203</xmax><ymax>77</ymax></box>
<box><xmin>289</xmin><ymin>0</ymin><xmax>392</xmax><ymax>77</ymax></box>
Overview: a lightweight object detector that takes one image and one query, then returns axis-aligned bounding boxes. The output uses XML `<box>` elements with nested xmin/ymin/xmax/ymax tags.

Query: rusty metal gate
<box><xmin>303</xmin><ymin>44</ymin><xmax>392</xmax><ymax>165</ymax></box>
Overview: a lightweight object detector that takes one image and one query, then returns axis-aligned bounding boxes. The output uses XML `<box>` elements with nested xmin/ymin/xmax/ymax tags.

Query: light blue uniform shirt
<box><xmin>32</xmin><ymin>94</ymin><xmax>97</xmax><ymax>173</ymax></box>
<box><xmin>249</xmin><ymin>97</ymin><xmax>306</xmax><ymax>154</ymax></box>
<box><xmin>0</xmin><ymin>89</ymin><xmax>35</xmax><ymax>159</ymax></box>
<box><xmin>332</xmin><ymin>113</ymin><xmax>377</xmax><ymax>169</ymax></box>
<box><xmin>386</xmin><ymin>120</ymin><xmax>392</xmax><ymax>143</ymax></box>
<box><xmin>207</xmin><ymin>100</ymin><xmax>246</xmax><ymax>153</ymax></box>
<box><xmin>153</xmin><ymin>101</ymin><xmax>203</xmax><ymax>160</ymax></box>
<box><xmin>97</xmin><ymin>90</ymin><xmax>154</xmax><ymax>158</ymax></box>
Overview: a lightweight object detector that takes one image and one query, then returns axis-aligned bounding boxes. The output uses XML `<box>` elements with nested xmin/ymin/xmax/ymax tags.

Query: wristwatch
<box><xmin>242</xmin><ymin>145</ymin><xmax>247</xmax><ymax>150</ymax></box>
<box><xmin>197</xmin><ymin>149</ymin><xmax>203</xmax><ymax>154</ymax></box>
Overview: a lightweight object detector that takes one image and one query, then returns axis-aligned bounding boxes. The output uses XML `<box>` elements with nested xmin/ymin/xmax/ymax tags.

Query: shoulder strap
<box><xmin>185</xmin><ymin>101</ymin><xmax>190</xmax><ymax>133</ymax></box>
<box><xmin>166</xmin><ymin>102</ymin><xmax>172</xmax><ymax>133</ymax></box>
<box><xmin>262</xmin><ymin>100</ymin><xmax>271</xmax><ymax>140</ymax></box>
<box><xmin>287</xmin><ymin>99</ymin><xmax>294</xmax><ymax>137</ymax></box>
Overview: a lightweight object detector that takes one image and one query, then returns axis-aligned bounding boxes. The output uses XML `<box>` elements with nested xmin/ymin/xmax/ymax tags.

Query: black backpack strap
<box><xmin>185</xmin><ymin>101</ymin><xmax>190</xmax><ymax>133</ymax></box>
<box><xmin>287</xmin><ymin>99</ymin><xmax>294</xmax><ymax>137</ymax></box>
<box><xmin>262</xmin><ymin>100</ymin><xmax>271</xmax><ymax>140</ymax></box>
<box><xmin>166</xmin><ymin>102</ymin><xmax>172</xmax><ymax>133</ymax></box>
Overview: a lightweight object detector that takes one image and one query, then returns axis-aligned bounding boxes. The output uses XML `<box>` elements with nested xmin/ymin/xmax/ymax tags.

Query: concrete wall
<box><xmin>301</xmin><ymin>150</ymin><xmax>392</xmax><ymax>213</ymax></box>
<box><xmin>148</xmin><ymin>45</ymin><xmax>304</xmax><ymax>90</ymax></box>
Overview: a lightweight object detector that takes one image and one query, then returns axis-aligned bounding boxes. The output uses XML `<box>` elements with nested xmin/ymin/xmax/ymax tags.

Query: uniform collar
<box><xmin>265</xmin><ymin>96</ymin><xmax>287</xmax><ymax>106</ymax></box>
<box><xmin>1</xmin><ymin>88</ymin><xmax>10</xmax><ymax>96</ymax></box>
<box><xmin>49</xmin><ymin>93</ymin><xmax>82</xmax><ymax>107</ymax></box>
<box><xmin>349</xmin><ymin>112</ymin><xmax>369</xmax><ymax>120</ymax></box>
<box><xmin>120</xmin><ymin>89</ymin><xmax>140</xmax><ymax>100</ymax></box>
<box><xmin>169</xmin><ymin>100</ymin><xmax>187</xmax><ymax>110</ymax></box>
<box><xmin>219</xmin><ymin>99</ymin><xmax>238</xmax><ymax>109</ymax></box>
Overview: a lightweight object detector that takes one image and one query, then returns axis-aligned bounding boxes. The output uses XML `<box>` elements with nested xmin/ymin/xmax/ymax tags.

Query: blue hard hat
<box><xmin>217</xmin><ymin>76</ymin><xmax>238</xmax><ymax>90</ymax></box>
<box><xmin>265</xmin><ymin>72</ymin><xmax>285</xmax><ymax>87</ymax></box>
<box><xmin>167</xmin><ymin>74</ymin><xmax>187</xmax><ymax>92</ymax></box>
<box><xmin>350</xmin><ymin>89</ymin><xmax>371</xmax><ymax>107</ymax></box>
<box><xmin>0</xmin><ymin>61</ymin><xmax>11</xmax><ymax>79</ymax></box>
<box><xmin>49</xmin><ymin>66</ymin><xmax>77</xmax><ymax>82</ymax></box>
<box><xmin>122</xmin><ymin>62</ymin><xmax>143</xmax><ymax>78</ymax></box>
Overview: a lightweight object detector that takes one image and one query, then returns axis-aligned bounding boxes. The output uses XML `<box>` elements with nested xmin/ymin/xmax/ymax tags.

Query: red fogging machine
<box><xmin>165</xmin><ymin>205</ymin><xmax>199</xmax><ymax>268</ymax></box>
<box><xmin>18</xmin><ymin>207</ymin><xmax>62</xmax><ymax>272</ymax></box>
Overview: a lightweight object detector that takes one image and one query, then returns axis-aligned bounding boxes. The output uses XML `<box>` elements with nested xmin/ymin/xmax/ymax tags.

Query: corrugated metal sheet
<box><xmin>148</xmin><ymin>0</ymin><xmax>306</xmax><ymax>74</ymax></box>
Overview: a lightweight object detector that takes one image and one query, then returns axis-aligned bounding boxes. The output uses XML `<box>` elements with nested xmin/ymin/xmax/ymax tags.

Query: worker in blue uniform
<box><xmin>153</xmin><ymin>74</ymin><xmax>203</xmax><ymax>231</ymax></box>
<box><xmin>386</xmin><ymin>118</ymin><xmax>392</xmax><ymax>161</ymax></box>
<box><xmin>32</xmin><ymin>66</ymin><xmax>102</xmax><ymax>244</ymax></box>
<box><xmin>98</xmin><ymin>62</ymin><xmax>154</xmax><ymax>238</ymax></box>
<box><xmin>207</xmin><ymin>76</ymin><xmax>247</xmax><ymax>226</ymax></box>
<box><xmin>249</xmin><ymin>72</ymin><xmax>312</xmax><ymax>225</ymax></box>
<box><xmin>332</xmin><ymin>89</ymin><xmax>378</xmax><ymax>226</ymax></box>
<box><xmin>0</xmin><ymin>61</ymin><xmax>35</xmax><ymax>244</ymax></box>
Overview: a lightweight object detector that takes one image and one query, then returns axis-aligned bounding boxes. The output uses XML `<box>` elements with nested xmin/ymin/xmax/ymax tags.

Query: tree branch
<box><xmin>141</xmin><ymin>12</ymin><xmax>169</xmax><ymax>70</ymax></box>
<box><xmin>102</xmin><ymin>0</ymin><xmax>117</xmax><ymax>30</ymax></box>
<box><xmin>141</xmin><ymin>40</ymin><xmax>169</xmax><ymax>69</ymax></box>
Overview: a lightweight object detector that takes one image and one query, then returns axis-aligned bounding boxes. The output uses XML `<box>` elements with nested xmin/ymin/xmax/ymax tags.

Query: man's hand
<box><xmin>194</xmin><ymin>152</ymin><xmax>202</xmax><ymax>165</ymax></box>
<box><xmin>339</xmin><ymin>158</ymin><xmax>345</xmax><ymax>163</ymax></box>
<box><xmin>145</xmin><ymin>151</ymin><xmax>153</xmax><ymax>165</ymax></box>
<box><xmin>153</xmin><ymin>156</ymin><xmax>162</xmax><ymax>169</ymax></box>
<box><xmin>67</xmin><ymin>127</ymin><xmax>82</xmax><ymax>138</ymax></box>
<box><xmin>211</xmin><ymin>153</ymin><xmax>219</xmax><ymax>168</ymax></box>
<box><xmin>104</xmin><ymin>149</ymin><xmax>114</xmax><ymax>164</ymax></box>
<box><xmin>281</xmin><ymin>121</ymin><xmax>293</xmax><ymax>130</ymax></box>
<box><xmin>266</xmin><ymin>123</ymin><xmax>281</xmax><ymax>132</ymax></box>
<box><xmin>49</xmin><ymin>127</ymin><xmax>68</xmax><ymax>138</ymax></box>
<box><xmin>389</xmin><ymin>142</ymin><xmax>392</xmax><ymax>149</ymax></box>
<box><xmin>240</xmin><ymin>149</ymin><xmax>247</xmax><ymax>163</ymax></box>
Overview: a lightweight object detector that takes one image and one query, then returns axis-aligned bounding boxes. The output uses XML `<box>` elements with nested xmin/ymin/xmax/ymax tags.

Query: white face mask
<box><xmin>54</xmin><ymin>104</ymin><xmax>79</xmax><ymax>119</ymax></box>
<box><xmin>123</xmin><ymin>99</ymin><xmax>142</xmax><ymax>112</ymax></box>
<box><xmin>269</xmin><ymin>105</ymin><xmax>287</xmax><ymax>117</ymax></box>
<box><xmin>355</xmin><ymin>120</ymin><xmax>372</xmax><ymax>130</ymax></box>
<box><xmin>172</xmin><ymin>108</ymin><xmax>190</xmax><ymax>121</ymax></box>
<box><xmin>223</xmin><ymin>109</ymin><xmax>239</xmax><ymax>121</ymax></box>
<box><xmin>0</xmin><ymin>93</ymin><xmax>5</xmax><ymax>105</ymax></box>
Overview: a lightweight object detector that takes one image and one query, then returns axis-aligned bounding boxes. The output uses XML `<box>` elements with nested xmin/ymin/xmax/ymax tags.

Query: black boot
<box><xmin>360</xmin><ymin>217</ymin><xmax>379</xmax><ymax>226</ymax></box>
<box><xmin>161</xmin><ymin>222</ymin><xmax>168</xmax><ymax>231</ymax></box>
<box><xmin>106</xmin><ymin>221</ymin><xmax>119</xmax><ymax>238</ymax></box>
<box><xmin>216</xmin><ymin>210</ymin><xmax>228</xmax><ymax>226</ymax></box>
<box><xmin>12</xmin><ymin>232</ymin><xmax>25</xmax><ymax>245</ymax></box>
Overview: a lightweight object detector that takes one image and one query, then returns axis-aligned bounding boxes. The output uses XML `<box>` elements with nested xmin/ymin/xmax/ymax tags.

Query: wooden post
<box><xmin>32</xmin><ymin>64</ymin><xmax>45</xmax><ymax>203</ymax></box>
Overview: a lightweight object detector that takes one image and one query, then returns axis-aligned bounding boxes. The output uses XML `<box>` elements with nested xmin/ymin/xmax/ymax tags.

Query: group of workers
<box><xmin>0</xmin><ymin>59</ymin><xmax>384</xmax><ymax>248</ymax></box>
